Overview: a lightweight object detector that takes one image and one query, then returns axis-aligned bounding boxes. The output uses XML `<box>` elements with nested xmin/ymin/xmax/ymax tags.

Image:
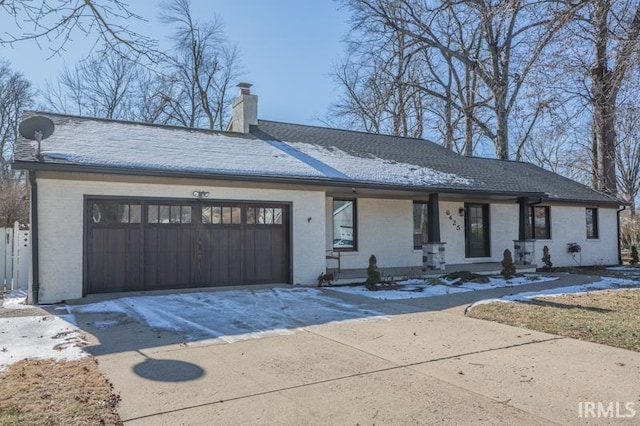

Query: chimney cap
<box><xmin>237</xmin><ymin>82</ymin><xmax>253</xmax><ymax>89</ymax></box>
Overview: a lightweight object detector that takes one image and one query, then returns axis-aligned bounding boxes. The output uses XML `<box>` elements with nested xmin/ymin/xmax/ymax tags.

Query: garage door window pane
<box><xmin>130</xmin><ymin>205</ymin><xmax>141</xmax><ymax>223</ymax></box>
<box><xmin>181</xmin><ymin>206</ymin><xmax>192</xmax><ymax>224</ymax></box>
<box><xmin>148</xmin><ymin>205</ymin><xmax>158</xmax><ymax>223</ymax></box>
<box><xmin>222</xmin><ymin>207</ymin><xmax>232</xmax><ymax>224</ymax></box>
<box><xmin>274</xmin><ymin>208</ymin><xmax>283</xmax><ymax>224</ymax></box>
<box><xmin>247</xmin><ymin>208</ymin><xmax>255</xmax><ymax>224</ymax></box>
<box><xmin>202</xmin><ymin>206</ymin><xmax>212</xmax><ymax>224</ymax></box>
<box><xmin>159</xmin><ymin>205</ymin><xmax>170</xmax><ymax>223</ymax></box>
<box><xmin>212</xmin><ymin>206</ymin><xmax>221</xmax><ymax>224</ymax></box>
<box><xmin>232</xmin><ymin>207</ymin><xmax>241</xmax><ymax>224</ymax></box>
<box><xmin>265</xmin><ymin>208</ymin><xmax>274</xmax><ymax>224</ymax></box>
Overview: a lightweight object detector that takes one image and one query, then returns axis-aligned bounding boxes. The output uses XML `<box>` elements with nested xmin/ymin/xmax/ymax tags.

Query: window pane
<box><xmin>247</xmin><ymin>208</ymin><xmax>255</xmax><ymax>224</ymax></box>
<box><xmin>91</xmin><ymin>203</ymin><xmax>129</xmax><ymax>224</ymax></box>
<box><xmin>413</xmin><ymin>203</ymin><xmax>428</xmax><ymax>248</ymax></box>
<box><xmin>586</xmin><ymin>208</ymin><xmax>598</xmax><ymax>239</ymax></box>
<box><xmin>181</xmin><ymin>206</ymin><xmax>192</xmax><ymax>224</ymax></box>
<box><xmin>222</xmin><ymin>207</ymin><xmax>232</xmax><ymax>224</ymax></box>
<box><xmin>232</xmin><ymin>207</ymin><xmax>241</xmax><ymax>224</ymax></box>
<box><xmin>202</xmin><ymin>206</ymin><xmax>212</xmax><ymax>224</ymax></box>
<box><xmin>148</xmin><ymin>205</ymin><xmax>158</xmax><ymax>223</ymax></box>
<box><xmin>257</xmin><ymin>208</ymin><xmax>265</xmax><ymax>224</ymax></box>
<box><xmin>159</xmin><ymin>205</ymin><xmax>170</xmax><ymax>223</ymax></box>
<box><xmin>333</xmin><ymin>200</ymin><xmax>355</xmax><ymax>249</ymax></box>
<box><xmin>120</xmin><ymin>204</ymin><xmax>130</xmax><ymax>223</ymax></box>
<box><xmin>91</xmin><ymin>203</ymin><xmax>102</xmax><ymax>224</ymax></box>
<box><xmin>130</xmin><ymin>205</ymin><xmax>141</xmax><ymax>223</ymax></box>
<box><xmin>170</xmin><ymin>205</ymin><xmax>181</xmax><ymax>223</ymax></box>
<box><xmin>265</xmin><ymin>208</ymin><xmax>274</xmax><ymax>224</ymax></box>
<box><xmin>274</xmin><ymin>208</ymin><xmax>283</xmax><ymax>224</ymax></box>
<box><xmin>532</xmin><ymin>206</ymin><xmax>549</xmax><ymax>239</ymax></box>
<box><xmin>212</xmin><ymin>206</ymin><xmax>221</xmax><ymax>224</ymax></box>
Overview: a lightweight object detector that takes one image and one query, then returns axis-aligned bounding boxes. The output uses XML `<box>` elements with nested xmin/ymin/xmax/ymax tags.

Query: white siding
<box><xmin>532</xmin><ymin>205</ymin><xmax>618</xmax><ymax>267</ymax></box>
<box><xmin>323</xmin><ymin>198</ymin><xmax>619</xmax><ymax>270</ymax></box>
<box><xmin>35</xmin><ymin>175</ymin><xmax>326</xmax><ymax>304</ymax></box>
<box><xmin>326</xmin><ymin>198</ymin><xmax>418</xmax><ymax>270</ymax></box>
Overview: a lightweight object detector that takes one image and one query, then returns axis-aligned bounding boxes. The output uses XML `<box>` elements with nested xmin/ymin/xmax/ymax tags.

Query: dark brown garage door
<box><xmin>85</xmin><ymin>198</ymin><xmax>290</xmax><ymax>294</ymax></box>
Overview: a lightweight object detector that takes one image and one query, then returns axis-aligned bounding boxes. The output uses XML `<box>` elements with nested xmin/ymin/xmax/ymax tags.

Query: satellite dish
<box><xmin>19</xmin><ymin>115</ymin><xmax>55</xmax><ymax>141</ymax></box>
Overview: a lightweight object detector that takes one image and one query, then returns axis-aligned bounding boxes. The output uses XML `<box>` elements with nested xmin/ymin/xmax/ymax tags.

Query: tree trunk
<box><xmin>591</xmin><ymin>1</ymin><xmax>618</xmax><ymax>195</ymax></box>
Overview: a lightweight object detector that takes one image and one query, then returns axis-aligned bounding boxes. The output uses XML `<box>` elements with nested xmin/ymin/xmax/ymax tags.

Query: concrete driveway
<box><xmin>66</xmin><ymin>277</ymin><xmax>640</xmax><ymax>425</ymax></box>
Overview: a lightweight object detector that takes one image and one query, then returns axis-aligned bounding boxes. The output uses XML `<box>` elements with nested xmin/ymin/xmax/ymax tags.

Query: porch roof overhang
<box><xmin>12</xmin><ymin>160</ymin><xmax>622</xmax><ymax>206</ymax></box>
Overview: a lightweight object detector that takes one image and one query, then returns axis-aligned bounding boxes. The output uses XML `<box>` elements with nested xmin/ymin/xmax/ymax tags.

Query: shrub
<box><xmin>501</xmin><ymin>249</ymin><xmax>516</xmax><ymax>279</ymax></box>
<box><xmin>365</xmin><ymin>255</ymin><xmax>381</xmax><ymax>291</ymax></box>
<box><xmin>542</xmin><ymin>245</ymin><xmax>553</xmax><ymax>270</ymax></box>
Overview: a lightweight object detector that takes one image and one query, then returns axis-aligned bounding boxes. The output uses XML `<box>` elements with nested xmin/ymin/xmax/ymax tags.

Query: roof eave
<box><xmin>13</xmin><ymin>160</ymin><xmax>560</xmax><ymax>200</ymax></box>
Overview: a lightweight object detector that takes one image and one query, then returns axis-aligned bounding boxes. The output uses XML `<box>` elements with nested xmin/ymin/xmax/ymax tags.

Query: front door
<box><xmin>465</xmin><ymin>203</ymin><xmax>490</xmax><ymax>258</ymax></box>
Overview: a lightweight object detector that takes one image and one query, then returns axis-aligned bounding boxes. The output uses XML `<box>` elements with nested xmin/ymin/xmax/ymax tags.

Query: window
<box><xmin>586</xmin><ymin>208</ymin><xmax>599</xmax><ymax>239</ymax></box>
<box><xmin>91</xmin><ymin>202</ymin><xmax>141</xmax><ymax>224</ymax></box>
<box><xmin>201</xmin><ymin>205</ymin><xmax>241</xmax><ymax>224</ymax></box>
<box><xmin>413</xmin><ymin>202</ymin><xmax>428</xmax><ymax>249</ymax></box>
<box><xmin>247</xmin><ymin>207</ymin><xmax>283</xmax><ymax>225</ymax></box>
<box><xmin>148</xmin><ymin>204</ymin><xmax>192</xmax><ymax>224</ymax></box>
<box><xmin>530</xmin><ymin>206</ymin><xmax>550</xmax><ymax>239</ymax></box>
<box><xmin>333</xmin><ymin>199</ymin><xmax>356</xmax><ymax>250</ymax></box>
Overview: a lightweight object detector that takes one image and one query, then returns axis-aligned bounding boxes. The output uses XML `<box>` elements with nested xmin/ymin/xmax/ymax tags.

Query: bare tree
<box><xmin>159</xmin><ymin>0</ymin><xmax>240</xmax><ymax>130</ymax></box>
<box><xmin>329</xmin><ymin>9</ymin><xmax>427</xmax><ymax>139</ymax></box>
<box><xmin>0</xmin><ymin>59</ymin><xmax>32</xmax><ymax>178</ymax></box>
<box><xmin>583</xmin><ymin>1</ymin><xmax>640</xmax><ymax>195</ymax></box>
<box><xmin>338</xmin><ymin>0</ymin><xmax>580</xmax><ymax>159</ymax></box>
<box><xmin>616</xmin><ymin>103</ymin><xmax>640</xmax><ymax>214</ymax></box>
<box><xmin>0</xmin><ymin>175</ymin><xmax>28</xmax><ymax>227</ymax></box>
<box><xmin>1</xmin><ymin>0</ymin><xmax>158</xmax><ymax>59</ymax></box>
<box><xmin>43</xmin><ymin>52</ymin><xmax>142</xmax><ymax>120</ymax></box>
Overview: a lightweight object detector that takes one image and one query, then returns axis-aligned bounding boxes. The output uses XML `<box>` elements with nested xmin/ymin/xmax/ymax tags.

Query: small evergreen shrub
<box><xmin>542</xmin><ymin>245</ymin><xmax>553</xmax><ymax>271</ymax></box>
<box><xmin>365</xmin><ymin>255</ymin><xmax>381</xmax><ymax>291</ymax></box>
<box><xmin>501</xmin><ymin>249</ymin><xmax>516</xmax><ymax>279</ymax></box>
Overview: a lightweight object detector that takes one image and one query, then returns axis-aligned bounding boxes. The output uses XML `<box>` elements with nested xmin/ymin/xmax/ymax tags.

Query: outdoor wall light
<box><xmin>458</xmin><ymin>207</ymin><xmax>465</xmax><ymax>216</ymax></box>
<box><xmin>192</xmin><ymin>190</ymin><xmax>210</xmax><ymax>199</ymax></box>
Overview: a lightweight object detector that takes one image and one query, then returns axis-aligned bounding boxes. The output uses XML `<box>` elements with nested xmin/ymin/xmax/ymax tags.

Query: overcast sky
<box><xmin>0</xmin><ymin>0</ymin><xmax>351</xmax><ymax>125</ymax></box>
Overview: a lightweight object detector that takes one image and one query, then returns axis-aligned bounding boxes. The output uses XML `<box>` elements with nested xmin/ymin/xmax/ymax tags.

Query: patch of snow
<box><xmin>287</xmin><ymin>142</ymin><xmax>472</xmax><ymax>187</ymax></box>
<box><xmin>39</xmin><ymin>118</ymin><xmax>325</xmax><ymax>178</ymax></box>
<box><xmin>68</xmin><ymin>287</ymin><xmax>386</xmax><ymax>342</ymax></box>
<box><xmin>2</xmin><ymin>290</ymin><xmax>29</xmax><ymax>309</ymax></box>
<box><xmin>466</xmin><ymin>277</ymin><xmax>640</xmax><ymax>312</ymax></box>
<box><xmin>0</xmin><ymin>315</ymin><xmax>87</xmax><ymax>371</ymax></box>
<box><xmin>331</xmin><ymin>274</ymin><xmax>558</xmax><ymax>300</ymax></box>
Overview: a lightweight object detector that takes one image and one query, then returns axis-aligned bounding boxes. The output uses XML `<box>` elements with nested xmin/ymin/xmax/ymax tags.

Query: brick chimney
<box><xmin>230</xmin><ymin>83</ymin><xmax>257</xmax><ymax>134</ymax></box>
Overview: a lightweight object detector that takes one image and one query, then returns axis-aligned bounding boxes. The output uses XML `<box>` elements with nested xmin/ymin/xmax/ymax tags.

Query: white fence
<box><xmin>1</xmin><ymin>222</ymin><xmax>30</xmax><ymax>291</ymax></box>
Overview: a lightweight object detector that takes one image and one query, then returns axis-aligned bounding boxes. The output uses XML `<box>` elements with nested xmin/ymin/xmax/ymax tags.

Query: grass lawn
<box><xmin>0</xmin><ymin>358</ymin><xmax>121</xmax><ymax>425</ymax></box>
<box><xmin>467</xmin><ymin>288</ymin><xmax>640</xmax><ymax>352</ymax></box>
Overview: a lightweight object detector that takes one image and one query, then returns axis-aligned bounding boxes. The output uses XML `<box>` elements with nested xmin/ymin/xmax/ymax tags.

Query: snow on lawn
<box><xmin>2</xmin><ymin>289</ymin><xmax>30</xmax><ymax>310</ymax></box>
<box><xmin>0</xmin><ymin>314</ymin><xmax>87</xmax><ymax>371</ymax></box>
<box><xmin>328</xmin><ymin>274</ymin><xmax>559</xmax><ymax>300</ymax></box>
<box><xmin>67</xmin><ymin>287</ymin><xmax>386</xmax><ymax>343</ymax></box>
<box><xmin>467</xmin><ymin>277</ymin><xmax>640</xmax><ymax>311</ymax></box>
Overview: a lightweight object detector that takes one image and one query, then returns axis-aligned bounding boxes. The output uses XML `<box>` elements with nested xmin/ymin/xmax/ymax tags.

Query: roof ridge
<box><xmin>257</xmin><ymin>119</ymin><xmax>442</xmax><ymax>146</ymax></box>
<box><xmin>22</xmin><ymin>110</ymin><xmax>254</xmax><ymax>139</ymax></box>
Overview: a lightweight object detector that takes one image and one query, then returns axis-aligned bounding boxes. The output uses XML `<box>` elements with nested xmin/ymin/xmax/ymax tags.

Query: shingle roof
<box><xmin>12</xmin><ymin>111</ymin><xmax>620</xmax><ymax>205</ymax></box>
<box><xmin>255</xmin><ymin>120</ymin><xmax>620</xmax><ymax>204</ymax></box>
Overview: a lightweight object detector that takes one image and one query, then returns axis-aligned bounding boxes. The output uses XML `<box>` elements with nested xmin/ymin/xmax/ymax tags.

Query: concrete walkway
<box><xmin>70</xmin><ymin>273</ymin><xmax>640</xmax><ymax>425</ymax></box>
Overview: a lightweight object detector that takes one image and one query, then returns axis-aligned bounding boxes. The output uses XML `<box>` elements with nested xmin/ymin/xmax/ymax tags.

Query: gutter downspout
<box><xmin>29</xmin><ymin>171</ymin><xmax>39</xmax><ymax>304</ymax></box>
<box><xmin>617</xmin><ymin>205</ymin><xmax>626</xmax><ymax>265</ymax></box>
<box><xmin>528</xmin><ymin>197</ymin><xmax>543</xmax><ymax>207</ymax></box>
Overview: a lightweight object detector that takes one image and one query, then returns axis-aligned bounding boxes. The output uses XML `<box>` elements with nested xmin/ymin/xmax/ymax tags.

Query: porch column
<box><xmin>423</xmin><ymin>193</ymin><xmax>446</xmax><ymax>271</ymax></box>
<box><xmin>514</xmin><ymin>197</ymin><xmax>535</xmax><ymax>265</ymax></box>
